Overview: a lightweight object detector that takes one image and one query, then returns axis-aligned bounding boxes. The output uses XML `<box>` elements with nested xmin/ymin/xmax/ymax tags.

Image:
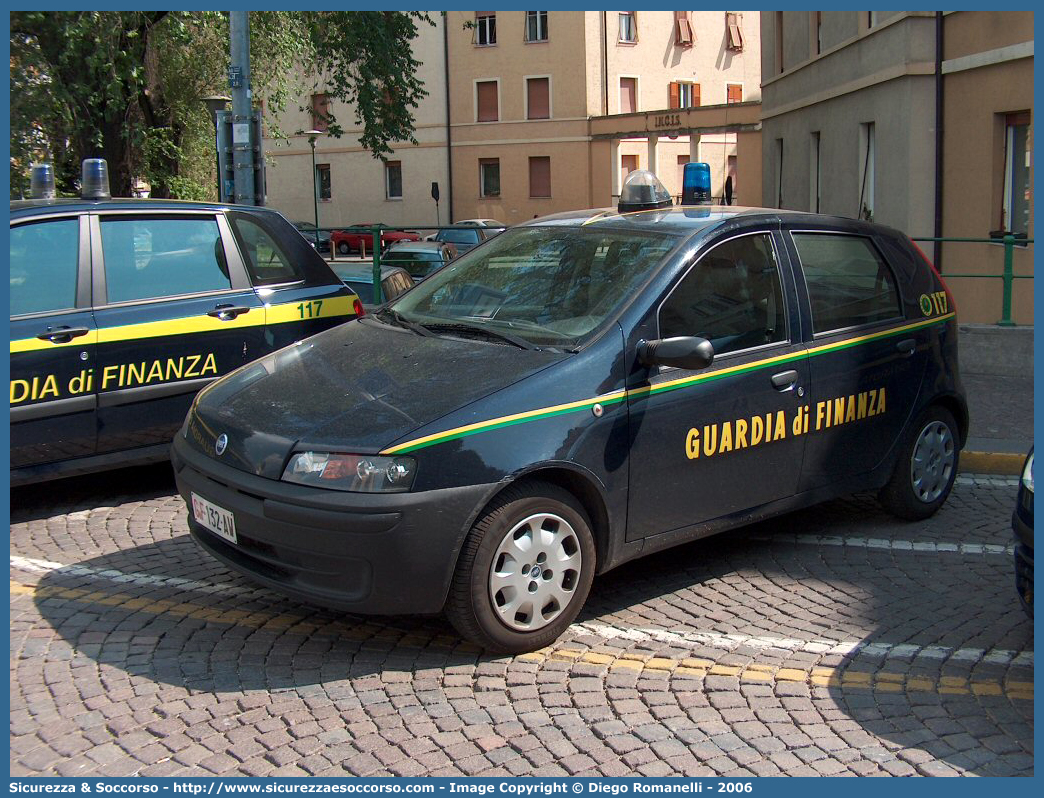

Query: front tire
<box><xmin>879</xmin><ymin>406</ymin><xmax>959</xmax><ymax>520</ymax></box>
<box><xmin>445</xmin><ymin>482</ymin><xmax>596</xmax><ymax>653</ymax></box>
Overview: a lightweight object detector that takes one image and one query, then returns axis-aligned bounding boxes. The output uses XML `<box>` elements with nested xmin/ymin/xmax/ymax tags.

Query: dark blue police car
<box><xmin>11</xmin><ymin>160</ymin><xmax>362</xmax><ymax>485</ymax></box>
<box><xmin>173</xmin><ymin>170</ymin><xmax>967</xmax><ymax>653</ymax></box>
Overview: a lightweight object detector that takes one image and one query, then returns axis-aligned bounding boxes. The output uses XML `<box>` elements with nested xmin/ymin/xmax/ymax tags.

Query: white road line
<box><xmin>574</xmin><ymin>621</ymin><xmax>1034</xmax><ymax>668</ymax></box>
<box><xmin>12</xmin><ymin>555</ymin><xmax>1033</xmax><ymax>669</ymax></box>
<box><xmin>749</xmin><ymin>534</ymin><xmax>1014</xmax><ymax>556</ymax></box>
<box><xmin>10</xmin><ymin>554</ymin><xmax>258</xmax><ymax>598</ymax></box>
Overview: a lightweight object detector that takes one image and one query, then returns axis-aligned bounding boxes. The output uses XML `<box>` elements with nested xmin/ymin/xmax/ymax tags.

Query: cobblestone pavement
<box><xmin>10</xmin><ymin>466</ymin><xmax>1033</xmax><ymax>777</ymax></box>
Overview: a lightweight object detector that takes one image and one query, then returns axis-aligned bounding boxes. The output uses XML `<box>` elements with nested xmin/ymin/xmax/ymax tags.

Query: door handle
<box><xmin>208</xmin><ymin>305</ymin><xmax>251</xmax><ymax>321</ymax></box>
<box><xmin>771</xmin><ymin>369</ymin><xmax>799</xmax><ymax>390</ymax></box>
<box><xmin>896</xmin><ymin>338</ymin><xmax>916</xmax><ymax>357</ymax></box>
<box><xmin>35</xmin><ymin>326</ymin><xmax>89</xmax><ymax>344</ymax></box>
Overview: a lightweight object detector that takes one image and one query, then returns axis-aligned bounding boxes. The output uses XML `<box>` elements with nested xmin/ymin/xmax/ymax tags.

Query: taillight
<box><xmin>353</xmin><ymin>298</ymin><xmax>365</xmax><ymax>317</ymax></box>
<box><xmin>911</xmin><ymin>240</ymin><xmax>956</xmax><ymax>314</ymax></box>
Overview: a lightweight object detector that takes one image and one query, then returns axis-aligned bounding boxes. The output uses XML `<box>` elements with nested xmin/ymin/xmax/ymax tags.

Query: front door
<box><xmin>92</xmin><ymin>212</ymin><xmax>265</xmax><ymax>455</ymax></box>
<box><xmin>9</xmin><ymin>215</ymin><xmax>97</xmax><ymax>470</ymax></box>
<box><xmin>626</xmin><ymin>231</ymin><xmax>809</xmax><ymax>540</ymax></box>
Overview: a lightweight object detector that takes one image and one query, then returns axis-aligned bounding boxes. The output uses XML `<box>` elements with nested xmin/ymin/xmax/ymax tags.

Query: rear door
<box><xmin>786</xmin><ymin>229</ymin><xmax>929</xmax><ymax>488</ymax></box>
<box><xmin>92</xmin><ymin>211</ymin><xmax>265</xmax><ymax>455</ymax></box>
<box><xmin>10</xmin><ymin>213</ymin><xmax>97</xmax><ymax>469</ymax></box>
<box><xmin>226</xmin><ymin>211</ymin><xmax>358</xmax><ymax>351</ymax></box>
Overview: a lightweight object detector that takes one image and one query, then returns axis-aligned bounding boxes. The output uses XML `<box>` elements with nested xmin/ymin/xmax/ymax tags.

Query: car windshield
<box><xmin>390</xmin><ymin>225</ymin><xmax>679</xmax><ymax>348</ymax></box>
<box><xmin>385</xmin><ymin>251</ymin><xmax>442</xmax><ymax>278</ymax></box>
<box><xmin>438</xmin><ymin>229</ymin><xmax>480</xmax><ymax>244</ymax></box>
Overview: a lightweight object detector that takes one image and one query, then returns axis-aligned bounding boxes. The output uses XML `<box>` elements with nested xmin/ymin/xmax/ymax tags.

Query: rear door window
<box><xmin>231</xmin><ymin>216</ymin><xmax>304</xmax><ymax>285</ymax></box>
<box><xmin>792</xmin><ymin>233</ymin><xmax>902</xmax><ymax>334</ymax></box>
<box><xmin>100</xmin><ymin>216</ymin><xmax>231</xmax><ymax>303</ymax></box>
<box><xmin>10</xmin><ymin>218</ymin><xmax>80</xmax><ymax>316</ymax></box>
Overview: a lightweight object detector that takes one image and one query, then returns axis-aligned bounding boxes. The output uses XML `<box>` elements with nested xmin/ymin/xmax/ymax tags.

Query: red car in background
<box><xmin>330</xmin><ymin>223</ymin><xmax>421</xmax><ymax>256</ymax></box>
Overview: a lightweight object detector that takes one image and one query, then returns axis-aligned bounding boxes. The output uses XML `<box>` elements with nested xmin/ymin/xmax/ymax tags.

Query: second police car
<box><xmin>10</xmin><ymin>160</ymin><xmax>362</xmax><ymax>485</ymax></box>
<box><xmin>173</xmin><ymin>170</ymin><xmax>967</xmax><ymax>653</ymax></box>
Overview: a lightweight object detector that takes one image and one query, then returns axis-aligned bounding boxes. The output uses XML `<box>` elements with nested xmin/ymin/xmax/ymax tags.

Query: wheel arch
<box><xmin>464</xmin><ymin>464</ymin><xmax>613</xmax><ymax>575</ymax></box>
<box><xmin>931</xmin><ymin>392</ymin><xmax>969</xmax><ymax>448</ymax></box>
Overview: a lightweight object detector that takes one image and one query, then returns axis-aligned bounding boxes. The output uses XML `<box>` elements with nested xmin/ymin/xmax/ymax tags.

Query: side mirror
<box><xmin>637</xmin><ymin>336</ymin><xmax>714</xmax><ymax>371</ymax></box>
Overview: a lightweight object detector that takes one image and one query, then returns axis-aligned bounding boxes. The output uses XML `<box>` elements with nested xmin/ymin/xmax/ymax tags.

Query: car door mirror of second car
<box><xmin>637</xmin><ymin>336</ymin><xmax>714</xmax><ymax>371</ymax></box>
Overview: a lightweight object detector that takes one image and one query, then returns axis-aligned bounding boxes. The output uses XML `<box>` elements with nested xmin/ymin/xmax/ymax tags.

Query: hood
<box><xmin>186</xmin><ymin>318</ymin><xmax>564</xmax><ymax>478</ymax></box>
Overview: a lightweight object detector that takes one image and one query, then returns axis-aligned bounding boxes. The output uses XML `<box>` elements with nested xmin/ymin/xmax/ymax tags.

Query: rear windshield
<box><xmin>438</xmin><ymin>229</ymin><xmax>480</xmax><ymax>244</ymax></box>
<box><xmin>392</xmin><ymin>226</ymin><xmax>679</xmax><ymax>348</ymax></box>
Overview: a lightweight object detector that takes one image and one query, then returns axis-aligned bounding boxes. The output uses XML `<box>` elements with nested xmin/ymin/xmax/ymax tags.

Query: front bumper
<box><xmin>171</xmin><ymin>435</ymin><xmax>495</xmax><ymax>615</ymax></box>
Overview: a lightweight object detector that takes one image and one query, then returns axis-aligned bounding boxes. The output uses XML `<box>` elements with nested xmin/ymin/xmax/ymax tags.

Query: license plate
<box><xmin>191</xmin><ymin>492</ymin><xmax>237</xmax><ymax>544</ymax></box>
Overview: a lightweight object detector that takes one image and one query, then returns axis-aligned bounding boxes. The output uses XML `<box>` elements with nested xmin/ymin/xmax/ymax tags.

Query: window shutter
<box><xmin>727</xmin><ymin>84</ymin><xmax>742</xmax><ymax>103</ymax></box>
<box><xmin>529</xmin><ymin>156</ymin><xmax>551</xmax><ymax>198</ymax></box>
<box><xmin>477</xmin><ymin>81</ymin><xmax>498</xmax><ymax>122</ymax></box>
<box><xmin>669</xmin><ymin>82</ymin><xmax>680</xmax><ymax>110</ymax></box>
<box><xmin>692</xmin><ymin>84</ymin><xmax>701</xmax><ymax>107</ymax></box>
<box><xmin>527</xmin><ymin>78</ymin><xmax>550</xmax><ymax>119</ymax></box>
<box><xmin>675</xmin><ymin>10</ymin><xmax>694</xmax><ymax>46</ymax></box>
<box><xmin>726</xmin><ymin>12</ymin><xmax>744</xmax><ymax>51</ymax></box>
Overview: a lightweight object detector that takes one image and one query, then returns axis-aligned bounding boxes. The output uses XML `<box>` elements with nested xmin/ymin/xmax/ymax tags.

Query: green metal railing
<box><xmin>912</xmin><ymin>235</ymin><xmax>1034</xmax><ymax>327</ymax></box>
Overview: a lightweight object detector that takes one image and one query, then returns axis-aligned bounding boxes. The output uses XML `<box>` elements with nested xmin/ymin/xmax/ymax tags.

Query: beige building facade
<box><xmin>761</xmin><ymin>10</ymin><xmax>1033</xmax><ymax>325</ymax></box>
<box><xmin>939</xmin><ymin>10</ymin><xmax>1034</xmax><ymax>325</ymax></box>
<box><xmin>446</xmin><ymin>10</ymin><xmax>762</xmax><ymax>222</ymax></box>
<box><xmin>262</xmin><ymin>15</ymin><xmax>450</xmax><ymax>232</ymax></box>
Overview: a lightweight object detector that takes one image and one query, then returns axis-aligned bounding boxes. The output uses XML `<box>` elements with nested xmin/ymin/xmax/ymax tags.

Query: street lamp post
<box><xmin>305</xmin><ymin>129</ymin><xmax>324</xmax><ymax>249</ymax></box>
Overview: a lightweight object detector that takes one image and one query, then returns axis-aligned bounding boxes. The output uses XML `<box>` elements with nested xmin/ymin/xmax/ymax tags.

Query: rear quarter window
<box><xmin>231</xmin><ymin>216</ymin><xmax>304</xmax><ymax>285</ymax></box>
<box><xmin>793</xmin><ymin>233</ymin><xmax>902</xmax><ymax>334</ymax></box>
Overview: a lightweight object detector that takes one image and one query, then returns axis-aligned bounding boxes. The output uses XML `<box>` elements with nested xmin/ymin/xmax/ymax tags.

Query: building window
<box><xmin>669</xmin><ymin>81</ymin><xmax>699</xmax><ymax>109</ymax></box>
<box><xmin>479</xmin><ymin>158</ymin><xmax>500</xmax><ymax>197</ymax></box>
<box><xmin>810</xmin><ymin>132</ymin><xmax>821</xmax><ymax>213</ymax></box>
<box><xmin>867</xmin><ymin>11</ymin><xmax>878</xmax><ymax>28</ymax></box>
<box><xmin>475</xmin><ymin>11</ymin><xmax>496</xmax><ymax>46</ymax></box>
<box><xmin>726</xmin><ymin>84</ymin><xmax>743</xmax><ymax>104</ymax></box>
<box><xmin>529</xmin><ymin>156</ymin><xmax>551</xmax><ymax>198</ymax></box>
<box><xmin>726</xmin><ymin>12</ymin><xmax>744</xmax><ymax>51</ymax></box>
<box><xmin>476</xmin><ymin>80</ymin><xmax>499</xmax><ymax>122</ymax></box>
<box><xmin>526</xmin><ymin>77</ymin><xmax>550</xmax><ymax>120</ymax></box>
<box><xmin>619</xmin><ymin>12</ymin><xmax>637</xmax><ymax>43</ymax></box>
<box><xmin>1002</xmin><ymin>112</ymin><xmax>1032</xmax><ymax>236</ymax></box>
<box><xmin>621</xmin><ymin>154</ymin><xmax>638</xmax><ymax>190</ymax></box>
<box><xmin>525</xmin><ymin>11</ymin><xmax>548</xmax><ymax>42</ymax></box>
<box><xmin>620</xmin><ymin>77</ymin><xmax>637</xmax><ymax>114</ymax></box>
<box><xmin>310</xmin><ymin>93</ymin><xmax>331</xmax><ymax>133</ymax></box>
<box><xmin>316</xmin><ymin>163</ymin><xmax>331</xmax><ymax>201</ymax></box>
<box><xmin>385</xmin><ymin>161</ymin><xmax>402</xmax><ymax>200</ymax></box>
<box><xmin>775</xmin><ymin>138</ymin><xmax>784</xmax><ymax>208</ymax></box>
<box><xmin>674</xmin><ymin>10</ymin><xmax>693</xmax><ymax>47</ymax></box>
<box><xmin>858</xmin><ymin>122</ymin><xmax>875</xmax><ymax>221</ymax></box>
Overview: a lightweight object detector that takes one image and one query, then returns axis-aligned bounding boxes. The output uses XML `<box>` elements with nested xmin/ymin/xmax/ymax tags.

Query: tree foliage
<box><xmin>10</xmin><ymin>11</ymin><xmax>434</xmax><ymax>199</ymax></box>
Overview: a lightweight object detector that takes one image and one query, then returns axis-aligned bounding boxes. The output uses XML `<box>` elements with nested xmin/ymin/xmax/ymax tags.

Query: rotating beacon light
<box><xmin>681</xmin><ymin>162</ymin><xmax>713</xmax><ymax>206</ymax></box>
<box><xmin>617</xmin><ymin>169</ymin><xmax>673</xmax><ymax>214</ymax></box>
<box><xmin>81</xmin><ymin>158</ymin><xmax>111</xmax><ymax>199</ymax></box>
<box><xmin>29</xmin><ymin>163</ymin><xmax>56</xmax><ymax>199</ymax></box>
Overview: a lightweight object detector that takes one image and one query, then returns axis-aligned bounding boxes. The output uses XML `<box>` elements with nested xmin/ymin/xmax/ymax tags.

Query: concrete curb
<box><xmin>960</xmin><ymin>451</ymin><xmax>1025</xmax><ymax>476</ymax></box>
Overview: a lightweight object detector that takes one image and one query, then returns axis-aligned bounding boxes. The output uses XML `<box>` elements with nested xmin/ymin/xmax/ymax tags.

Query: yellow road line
<box><xmin>11</xmin><ymin>580</ymin><xmax>1031</xmax><ymax>700</ymax></box>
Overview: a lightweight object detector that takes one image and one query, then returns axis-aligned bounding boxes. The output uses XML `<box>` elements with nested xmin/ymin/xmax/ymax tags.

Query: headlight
<box><xmin>1022</xmin><ymin>452</ymin><xmax>1034</xmax><ymax>494</ymax></box>
<box><xmin>281</xmin><ymin>451</ymin><xmax>417</xmax><ymax>493</ymax></box>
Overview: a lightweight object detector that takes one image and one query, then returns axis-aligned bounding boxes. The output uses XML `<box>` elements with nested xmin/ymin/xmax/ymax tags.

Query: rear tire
<box><xmin>337</xmin><ymin>241</ymin><xmax>351</xmax><ymax>255</ymax></box>
<box><xmin>445</xmin><ymin>482</ymin><xmax>596</xmax><ymax>654</ymax></box>
<box><xmin>879</xmin><ymin>405</ymin><xmax>959</xmax><ymax>520</ymax></box>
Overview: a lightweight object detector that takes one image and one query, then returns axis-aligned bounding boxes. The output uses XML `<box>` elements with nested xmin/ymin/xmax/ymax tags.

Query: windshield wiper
<box><xmin>421</xmin><ymin>321</ymin><xmax>538</xmax><ymax>350</ymax></box>
<box><xmin>375</xmin><ymin>308</ymin><xmax>435</xmax><ymax>337</ymax></box>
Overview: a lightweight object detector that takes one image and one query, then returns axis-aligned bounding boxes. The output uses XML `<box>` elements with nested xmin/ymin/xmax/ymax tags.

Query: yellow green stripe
<box><xmin>382</xmin><ymin>313</ymin><xmax>955</xmax><ymax>455</ymax></box>
<box><xmin>9</xmin><ymin>295</ymin><xmax>358</xmax><ymax>354</ymax></box>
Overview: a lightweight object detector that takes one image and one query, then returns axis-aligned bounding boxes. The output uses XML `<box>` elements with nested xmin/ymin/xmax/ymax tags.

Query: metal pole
<box><xmin>230</xmin><ymin>11</ymin><xmax>255</xmax><ymax>205</ymax></box>
<box><xmin>372</xmin><ymin>225</ymin><xmax>383</xmax><ymax>305</ymax></box>
<box><xmin>999</xmin><ymin>234</ymin><xmax>1015</xmax><ymax>326</ymax></box>
<box><xmin>310</xmin><ymin>137</ymin><xmax>320</xmax><ymax>248</ymax></box>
